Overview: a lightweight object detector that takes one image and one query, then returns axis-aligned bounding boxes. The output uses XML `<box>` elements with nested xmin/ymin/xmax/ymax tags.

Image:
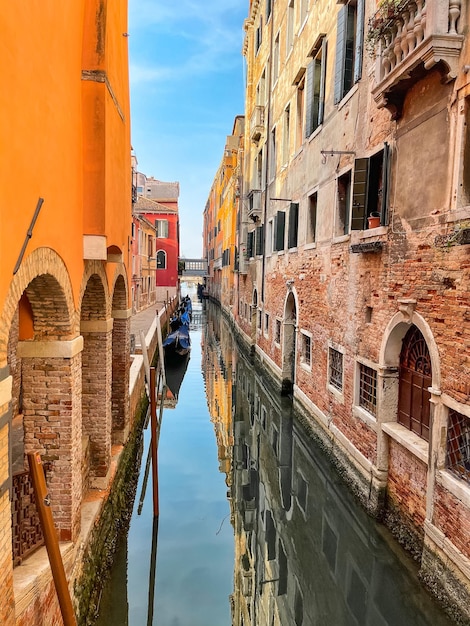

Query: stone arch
<box><xmin>111</xmin><ymin>270</ymin><xmax>130</xmax><ymax>443</ymax></box>
<box><xmin>281</xmin><ymin>289</ymin><xmax>298</xmax><ymax>396</ymax></box>
<box><xmin>79</xmin><ymin>264</ymin><xmax>112</xmax><ymax>484</ymax></box>
<box><xmin>1</xmin><ymin>248</ymin><xmax>81</xmax><ymax>544</ymax></box>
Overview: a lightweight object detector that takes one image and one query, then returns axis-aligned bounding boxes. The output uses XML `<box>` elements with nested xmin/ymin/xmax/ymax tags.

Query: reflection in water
<box><xmin>202</xmin><ymin>303</ymin><xmax>453</xmax><ymax>626</ymax></box>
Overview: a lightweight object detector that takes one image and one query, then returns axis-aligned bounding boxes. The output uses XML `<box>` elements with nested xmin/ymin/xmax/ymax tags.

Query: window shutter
<box><xmin>255</xmin><ymin>224</ymin><xmax>265</xmax><ymax>255</ymax></box>
<box><xmin>334</xmin><ymin>5</ymin><xmax>347</xmax><ymax>104</ymax></box>
<box><xmin>305</xmin><ymin>60</ymin><xmax>315</xmax><ymax>137</ymax></box>
<box><xmin>288</xmin><ymin>203</ymin><xmax>299</xmax><ymax>248</ymax></box>
<box><xmin>318</xmin><ymin>39</ymin><xmax>327</xmax><ymax>125</ymax></box>
<box><xmin>247</xmin><ymin>231</ymin><xmax>254</xmax><ymax>258</ymax></box>
<box><xmin>312</xmin><ymin>58</ymin><xmax>321</xmax><ymax>133</ymax></box>
<box><xmin>275</xmin><ymin>210</ymin><xmax>286</xmax><ymax>251</ymax></box>
<box><xmin>354</xmin><ymin>0</ymin><xmax>365</xmax><ymax>83</ymax></box>
<box><xmin>351</xmin><ymin>158</ymin><xmax>369</xmax><ymax>230</ymax></box>
<box><xmin>381</xmin><ymin>142</ymin><xmax>391</xmax><ymax>225</ymax></box>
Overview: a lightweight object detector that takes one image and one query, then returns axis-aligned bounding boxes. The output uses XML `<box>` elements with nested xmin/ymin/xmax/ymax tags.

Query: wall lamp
<box><xmin>320</xmin><ymin>150</ymin><xmax>356</xmax><ymax>164</ymax></box>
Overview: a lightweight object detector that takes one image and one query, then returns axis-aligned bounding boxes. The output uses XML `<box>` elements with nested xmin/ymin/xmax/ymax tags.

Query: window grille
<box><xmin>359</xmin><ymin>363</ymin><xmax>377</xmax><ymax>416</ymax></box>
<box><xmin>446</xmin><ymin>409</ymin><xmax>470</xmax><ymax>482</ymax></box>
<box><xmin>329</xmin><ymin>347</ymin><xmax>343</xmax><ymax>391</ymax></box>
<box><xmin>275</xmin><ymin>319</ymin><xmax>282</xmax><ymax>344</ymax></box>
<box><xmin>301</xmin><ymin>333</ymin><xmax>311</xmax><ymax>367</ymax></box>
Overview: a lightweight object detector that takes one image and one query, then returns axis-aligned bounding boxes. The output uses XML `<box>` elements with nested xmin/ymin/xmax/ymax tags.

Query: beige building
<box><xmin>205</xmin><ymin>0</ymin><xmax>470</xmax><ymax>621</ymax></box>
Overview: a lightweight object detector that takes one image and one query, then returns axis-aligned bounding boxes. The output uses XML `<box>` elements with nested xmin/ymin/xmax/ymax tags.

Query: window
<box><xmin>274</xmin><ymin>210</ymin><xmax>286</xmax><ymax>251</ymax></box>
<box><xmin>329</xmin><ymin>346</ymin><xmax>343</xmax><ymax>392</ymax></box>
<box><xmin>267</xmin><ymin>219</ymin><xmax>274</xmax><ymax>254</ymax></box>
<box><xmin>247</xmin><ymin>230</ymin><xmax>255</xmax><ymax>258</ymax></box>
<box><xmin>359</xmin><ymin>363</ymin><xmax>377</xmax><ymax>416</ymax></box>
<box><xmin>255</xmin><ymin>17</ymin><xmax>263</xmax><ymax>53</ymax></box>
<box><xmin>296</xmin><ymin>472</ymin><xmax>308</xmax><ymax>514</ymax></box>
<box><xmin>258</xmin><ymin>308</ymin><xmax>262</xmax><ymax>330</ymax></box>
<box><xmin>156</xmin><ymin>250</ymin><xmax>166</xmax><ymax>269</ymax></box>
<box><xmin>337</xmin><ymin>171</ymin><xmax>352</xmax><ymax>235</ymax></box>
<box><xmin>294</xmin><ymin>580</ymin><xmax>304</xmax><ymax>625</ymax></box>
<box><xmin>300</xmin><ymin>331</ymin><xmax>311</xmax><ymax>367</ymax></box>
<box><xmin>271</xmin><ymin>425</ymin><xmax>279</xmax><ymax>456</ymax></box>
<box><xmin>256</xmin><ymin>71</ymin><xmax>266</xmax><ymax>106</ymax></box>
<box><xmin>264</xmin><ymin>313</ymin><xmax>269</xmax><ymax>335</ymax></box>
<box><xmin>287</xmin><ymin>202</ymin><xmax>299</xmax><ymax>248</ymax></box>
<box><xmin>273</xmin><ymin>34</ymin><xmax>280</xmax><ymax>84</ymax></box>
<box><xmin>351</xmin><ymin>145</ymin><xmax>391</xmax><ymax>229</ymax></box>
<box><xmin>283</xmin><ymin>105</ymin><xmax>290</xmax><ymax>165</ymax></box>
<box><xmin>266</xmin><ymin>0</ymin><xmax>272</xmax><ymax>20</ymax></box>
<box><xmin>275</xmin><ymin>319</ymin><xmax>282</xmax><ymax>344</ymax></box>
<box><xmin>334</xmin><ymin>0</ymin><xmax>364</xmax><ymax>104</ymax></box>
<box><xmin>299</xmin><ymin>0</ymin><xmax>308</xmax><ymax>26</ymax></box>
<box><xmin>306</xmin><ymin>36</ymin><xmax>327</xmax><ymax>136</ymax></box>
<box><xmin>446</xmin><ymin>409</ymin><xmax>470</xmax><ymax>483</ymax></box>
<box><xmin>307</xmin><ymin>192</ymin><xmax>317</xmax><ymax>243</ymax></box>
<box><xmin>155</xmin><ymin>219</ymin><xmax>168</xmax><ymax>238</ymax></box>
<box><xmin>287</xmin><ymin>0</ymin><xmax>295</xmax><ymax>53</ymax></box>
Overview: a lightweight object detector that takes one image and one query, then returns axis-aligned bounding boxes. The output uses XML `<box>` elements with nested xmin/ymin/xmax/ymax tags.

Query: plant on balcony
<box><xmin>366</xmin><ymin>0</ymin><xmax>405</xmax><ymax>57</ymax></box>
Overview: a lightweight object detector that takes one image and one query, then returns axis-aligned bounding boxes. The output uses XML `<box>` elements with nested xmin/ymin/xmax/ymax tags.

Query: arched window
<box><xmin>156</xmin><ymin>250</ymin><xmax>166</xmax><ymax>269</ymax></box>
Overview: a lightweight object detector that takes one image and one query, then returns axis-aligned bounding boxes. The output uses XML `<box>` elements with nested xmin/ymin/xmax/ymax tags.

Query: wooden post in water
<box><xmin>27</xmin><ymin>452</ymin><xmax>77</xmax><ymax>626</ymax></box>
<box><xmin>149</xmin><ymin>367</ymin><xmax>159</xmax><ymax>518</ymax></box>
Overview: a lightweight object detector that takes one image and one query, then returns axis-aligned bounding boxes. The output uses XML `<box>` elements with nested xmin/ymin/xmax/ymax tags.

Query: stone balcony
<box><xmin>370</xmin><ymin>0</ymin><xmax>464</xmax><ymax>118</ymax></box>
<box><xmin>250</xmin><ymin>105</ymin><xmax>265</xmax><ymax>143</ymax></box>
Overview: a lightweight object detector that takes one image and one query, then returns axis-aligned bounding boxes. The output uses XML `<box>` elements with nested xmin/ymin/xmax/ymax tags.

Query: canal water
<box><xmin>96</xmin><ymin>301</ymin><xmax>455</xmax><ymax>626</ymax></box>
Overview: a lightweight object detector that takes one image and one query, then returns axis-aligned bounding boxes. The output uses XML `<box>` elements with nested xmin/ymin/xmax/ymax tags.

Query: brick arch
<box><xmin>282</xmin><ymin>289</ymin><xmax>298</xmax><ymax>395</ymax></box>
<box><xmin>110</xmin><ymin>268</ymin><xmax>130</xmax><ymax>443</ymax></box>
<box><xmin>0</xmin><ymin>247</ymin><xmax>75</xmax><ymax>368</ymax></box>
<box><xmin>79</xmin><ymin>261</ymin><xmax>111</xmax><ymax>320</ymax></box>
<box><xmin>111</xmin><ymin>268</ymin><xmax>128</xmax><ymax>311</ymax></box>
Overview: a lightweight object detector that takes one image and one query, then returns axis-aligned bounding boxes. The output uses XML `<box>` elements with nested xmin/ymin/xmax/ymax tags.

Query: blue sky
<box><xmin>128</xmin><ymin>1</ymin><xmax>247</xmax><ymax>258</ymax></box>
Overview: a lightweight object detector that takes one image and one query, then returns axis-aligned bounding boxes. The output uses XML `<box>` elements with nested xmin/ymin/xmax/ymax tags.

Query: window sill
<box><xmin>303</xmin><ymin>242</ymin><xmax>317</xmax><ymax>250</ymax></box>
<box><xmin>332</xmin><ymin>234</ymin><xmax>350</xmax><ymax>245</ymax></box>
<box><xmin>327</xmin><ymin>383</ymin><xmax>344</xmax><ymax>403</ymax></box>
<box><xmin>300</xmin><ymin>360</ymin><xmax>312</xmax><ymax>373</ymax></box>
<box><xmin>382</xmin><ymin>422</ymin><xmax>429</xmax><ymax>465</ymax></box>
<box><xmin>352</xmin><ymin>405</ymin><xmax>377</xmax><ymax>431</ymax></box>
<box><xmin>307</xmin><ymin>124</ymin><xmax>323</xmax><ymax>143</ymax></box>
<box><xmin>337</xmin><ymin>83</ymin><xmax>359</xmax><ymax>111</ymax></box>
<box><xmin>359</xmin><ymin>226</ymin><xmax>387</xmax><ymax>239</ymax></box>
<box><xmin>436</xmin><ymin>469</ymin><xmax>470</xmax><ymax>508</ymax></box>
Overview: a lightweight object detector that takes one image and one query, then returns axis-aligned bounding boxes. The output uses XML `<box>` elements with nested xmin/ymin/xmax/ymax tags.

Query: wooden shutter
<box><xmin>354</xmin><ymin>0</ymin><xmax>365</xmax><ymax>83</ymax></box>
<box><xmin>334</xmin><ymin>5</ymin><xmax>348</xmax><ymax>104</ymax></box>
<box><xmin>275</xmin><ymin>211</ymin><xmax>285</xmax><ymax>251</ymax></box>
<box><xmin>351</xmin><ymin>158</ymin><xmax>369</xmax><ymax>230</ymax></box>
<box><xmin>318</xmin><ymin>38</ymin><xmax>327</xmax><ymax>125</ymax></box>
<box><xmin>255</xmin><ymin>224</ymin><xmax>265</xmax><ymax>255</ymax></box>
<box><xmin>381</xmin><ymin>142</ymin><xmax>391</xmax><ymax>225</ymax></box>
<box><xmin>247</xmin><ymin>231</ymin><xmax>254</xmax><ymax>258</ymax></box>
<box><xmin>305</xmin><ymin>60</ymin><xmax>315</xmax><ymax>138</ymax></box>
<box><xmin>288</xmin><ymin>203</ymin><xmax>299</xmax><ymax>248</ymax></box>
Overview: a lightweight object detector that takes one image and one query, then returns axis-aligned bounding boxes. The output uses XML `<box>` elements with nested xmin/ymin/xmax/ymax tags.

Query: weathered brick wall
<box><xmin>433</xmin><ymin>483</ymin><xmax>470</xmax><ymax>561</ymax></box>
<box><xmin>386</xmin><ymin>440</ymin><xmax>427</xmax><ymax>546</ymax></box>
<box><xmin>21</xmin><ymin>352</ymin><xmax>82</xmax><ymax>542</ymax></box>
<box><xmin>112</xmin><ymin>318</ymin><xmax>130</xmax><ymax>443</ymax></box>
<box><xmin>7</xmin><ymin>308</ymin><xmax>20</xmax><ymax>419</ymax></box>
<box><xmin>81</xmin><ymin>330</ymin><xmax>112</xmax><ymax>477</ymax></box>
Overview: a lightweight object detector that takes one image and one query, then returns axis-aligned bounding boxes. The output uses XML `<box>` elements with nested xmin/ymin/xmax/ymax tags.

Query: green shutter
<box><xmin>354</xmin><ymin>0</ymin><xmax>365</xmax><ymax>84</ymax></box>
<box><xmin>305</xmin><ymin>60</ymin><xmax>315</xmax><ymax>137</ymax></box>
<box><xmin>288</xmin><ymin>203</ymin><xmax>299</xmax><ymax>248</ymax></box>
<box><xmin>351</xmin><ymin>158</ymin><xmax>369</xmax><ymax>230</ymax></box>
<box><xmin>381</xmin><ymin>142</ymin><xmax>391</xmax><ymax>225</ymax></box>
<box><xmin>334</xmin><ymin>6</ymin><xmax>347</xmax><ymax>104</ymax></box>
<box><xmin>318</xmin><ymin>39</ymin><xmax>327</xmax><ymax>125</ymax></box>
<box><xmin>275</xmin><ymin>211</ymin><xmax>286</xmax><ymax>251</ymax></box>
<box><xmin>247</xmin><ymin>231</ymin><xmax>254</xmax><ymax>257</ymax></box>
<box><xmin>255</xmin><ymin>224</ymin><xmax>265</xmax><ymax>255</ymax></box>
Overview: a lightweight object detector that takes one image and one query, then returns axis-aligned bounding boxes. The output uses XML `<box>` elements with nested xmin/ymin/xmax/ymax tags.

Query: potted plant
<box><xmin>368</xmin><ymin>212</ymin><xmax>381</xmax><ymax>228</ymax></box>
<box><xmin>366</xmin><ymin>0</ymin><xmax>404</xmax><ymax>57</ymax></box>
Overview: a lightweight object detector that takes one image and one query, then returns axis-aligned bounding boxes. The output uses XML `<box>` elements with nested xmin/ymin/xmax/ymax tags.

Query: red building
<box><xmin>133</xmin><ymin>189</ymin><xmax>180</xmax><ymax>307</ymax></box>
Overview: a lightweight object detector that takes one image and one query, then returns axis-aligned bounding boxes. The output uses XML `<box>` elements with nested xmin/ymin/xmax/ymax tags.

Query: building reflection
<box><xmin>203</xmin><ymin>304</ymin><xmax>452</xmax><ymax>626</ymax></box>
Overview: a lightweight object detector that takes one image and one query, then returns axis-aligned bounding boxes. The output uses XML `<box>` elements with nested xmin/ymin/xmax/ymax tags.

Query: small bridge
<box><xmin>179</xmin><ymin>258</ymin><xmax>207</xmax><ymax>283</ymax></box>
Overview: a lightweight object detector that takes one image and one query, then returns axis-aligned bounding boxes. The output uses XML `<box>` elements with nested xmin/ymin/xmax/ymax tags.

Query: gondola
<box><xmin>163</xmin><ymin>324</ymin><xmax>191</xmax><ymax>359</ymax></box>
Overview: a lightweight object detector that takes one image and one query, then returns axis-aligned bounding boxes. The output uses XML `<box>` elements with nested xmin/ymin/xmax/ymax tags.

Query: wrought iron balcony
<box><xmin>250</xmin><ymin>105</ymin><xmax>265</xmax><ymax>143</ymax></box>
<box><xmin>370</xmin><ymin>0</ymin><xmax>463</xmax><ymax>118</ymax></box>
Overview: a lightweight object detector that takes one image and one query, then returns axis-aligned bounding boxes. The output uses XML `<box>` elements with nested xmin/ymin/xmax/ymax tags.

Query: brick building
<box><xmin>205</xmin><ymin>0</ymin><xmax>470</xmax><ymax>621</ymax></box>
<box><xmin>0</xmin><ymin>1</ymin><xmax>133</xmax><ymax>623</ymax></box>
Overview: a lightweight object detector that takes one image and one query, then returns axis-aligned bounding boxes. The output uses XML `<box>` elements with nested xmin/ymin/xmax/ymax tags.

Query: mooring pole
<box><xmin>27</xmin><ymin>452</ymin><xmax>77</xmax><ymax>626</ymax></box>
<box><xmin>149</xmin><ymin>367</ymin><xmax>159</xmax><ymax>518</ymax></box>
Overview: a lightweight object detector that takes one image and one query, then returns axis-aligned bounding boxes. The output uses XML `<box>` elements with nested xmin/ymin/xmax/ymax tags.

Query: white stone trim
<box><xmin>17</xmin><ymin>336</ymin><xmax>84</xmax><ymax>358</ymax></box>
<box><xmin>382</xmin><ymin>422</ymin><xmax>429</xmax><ymax>465</ymax></box>
<box><xmin>80</xmin><ymin>319</ymin><xmax>113</xmax><ymax>333</ymax></box>
<box><xmin>437</xmin><ymin>469</ymin><xmax>470</xmax><ymax>508</ymax></box>
<box><xmin>424</xmin><ymin>519</ymin><xmax>470</xmax><ymax>581</ymax></box>
<box><xmin>112</xmin><ymin>308</ymin><xmax>132</xmax><ymax>319</ymax></box>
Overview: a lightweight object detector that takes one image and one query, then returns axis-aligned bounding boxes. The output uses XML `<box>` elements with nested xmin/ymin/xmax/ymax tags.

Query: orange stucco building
<box><xmin>0</xmin><ymin>2</ymin><xmax>132</xmax><ymax>623</ymax></box>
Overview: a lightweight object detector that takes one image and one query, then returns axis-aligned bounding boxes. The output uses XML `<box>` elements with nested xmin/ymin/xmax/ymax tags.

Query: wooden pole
<box><xmin>149</xmin><ymin>367</ymin><xmax>159</xmax><ymax>518</ymax></box>
<box><xmin>27</xmin><ymin>452</ymin><xmax>77</xmax><ymax>626</ymax></box>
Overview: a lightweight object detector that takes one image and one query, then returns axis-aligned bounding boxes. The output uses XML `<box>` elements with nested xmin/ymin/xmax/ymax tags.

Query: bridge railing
<box><xmin>179</xmin><ymin>258</ymin><xmax>207</xmax><ymax>277</ymax></box>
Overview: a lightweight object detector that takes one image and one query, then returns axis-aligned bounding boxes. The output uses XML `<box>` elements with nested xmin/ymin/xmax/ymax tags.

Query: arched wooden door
<box><xmin>398</xmin><ymin>326</ymin><xmax>432</xmax><ymax>441</ymax></box>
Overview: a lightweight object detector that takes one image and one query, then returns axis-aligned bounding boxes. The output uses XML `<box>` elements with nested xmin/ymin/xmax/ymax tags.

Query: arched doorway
<box><xmin>281</xmin><ymin>291</ymin><xmax>297</xmax><ymax>396</ymax></box>
<box><xmin>398</xmin><ymin>325</ymin><xmax>432</xmax><ymax>441</ymax></box>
